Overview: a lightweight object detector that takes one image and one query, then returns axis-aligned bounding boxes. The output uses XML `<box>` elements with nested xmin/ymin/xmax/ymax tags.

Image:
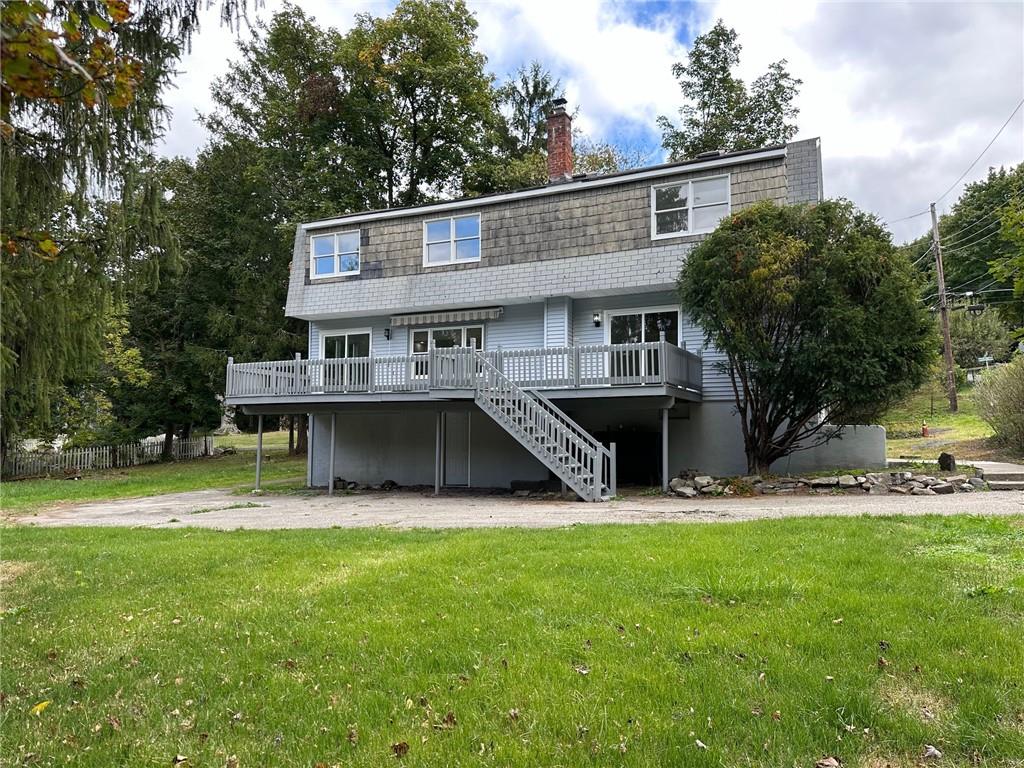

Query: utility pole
<box><xmin>930</xmin><ymin>202</ymin><xmax>958</xmax><ymax>412</ymax></box>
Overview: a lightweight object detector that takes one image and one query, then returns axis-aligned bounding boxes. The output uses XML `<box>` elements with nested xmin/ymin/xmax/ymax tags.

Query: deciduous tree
<box><xmin>679</xmin><ymin>200</ymin><xmax>933</xmax><ymax>474</ymax></box>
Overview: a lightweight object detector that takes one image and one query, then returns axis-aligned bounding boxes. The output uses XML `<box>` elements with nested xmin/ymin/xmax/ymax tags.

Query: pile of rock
<box><xmin>668</xmin><ymin>470</ymin><xmax>988</xmax><ymax>498</ymax></box>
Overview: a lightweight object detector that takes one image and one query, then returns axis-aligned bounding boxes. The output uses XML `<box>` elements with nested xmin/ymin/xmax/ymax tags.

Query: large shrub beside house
<box><xmin>679</xmin><ymin>200</ymin><xmax>934</xmax><ymax>474</ymax></box>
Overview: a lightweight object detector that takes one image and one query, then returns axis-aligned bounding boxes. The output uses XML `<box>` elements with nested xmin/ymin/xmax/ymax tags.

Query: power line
<box><xmin>944</xmin><ymin>226</ymin><xmax>1004</xmax><ymax>254</ymax></box>
<box><xmin>941</xmin><ymin>217</ymin><xmax>1001</xmax><ymax>248</ymax></box>
<box><xmin>941</xmin><ymin>188</ymin><xmax>1024</xmax><ymax>245</ymax></box>
<box><xmin>935</xmin><ymin>97</ymin><xmax>1024</xmax><ymax>203</ymax></box>
<box><xmin>885</xmin><ymin>208</ymin><xmax>931</xmax><ymax>225</ymax></box>
<box><xmin>909</xmin><ymin>243</ymin><xmax>935</xmax><ymax>267</ymax></box>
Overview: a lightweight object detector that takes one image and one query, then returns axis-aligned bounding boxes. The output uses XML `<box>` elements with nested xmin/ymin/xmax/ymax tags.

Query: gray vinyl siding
<box><xmin>309</xmin><ymin>304</ymin><xmax>545</xmax><ymax>357</ymax></box>
<box><xmin>485</xmin><ymin>303</ymin><xmax>544</xmax><ymax>351</ymax></box>
<box><xmin>309</xmin><ymin>316</ymin><xmax>400</xmax><ymax>360</ymax></box>
<box><xmin>544</xmin><ymin>297</ymin><xmax>572</xmax><ymax>347</ymax></box>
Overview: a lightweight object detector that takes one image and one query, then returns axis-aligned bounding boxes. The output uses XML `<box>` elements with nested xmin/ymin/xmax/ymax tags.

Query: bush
<box><xmin>973</xmin><ymin>356</ymin><xmax>1024</xmax><ymax>450</ymax></box>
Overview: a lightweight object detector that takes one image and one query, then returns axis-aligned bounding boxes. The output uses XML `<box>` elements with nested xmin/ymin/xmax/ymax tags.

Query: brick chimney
<box><xmin>546</xmin><ymin>98</ymin><xmax>573</xmax><ymax>182</ymax></box>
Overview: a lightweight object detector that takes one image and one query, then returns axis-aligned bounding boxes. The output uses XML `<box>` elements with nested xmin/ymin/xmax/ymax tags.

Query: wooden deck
<box><xmin>225</xmin><ymin>342</ymin><xmax>703</xmax><ymax>405</ymax></box>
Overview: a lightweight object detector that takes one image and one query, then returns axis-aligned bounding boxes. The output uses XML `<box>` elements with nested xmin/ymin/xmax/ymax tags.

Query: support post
<box><xmin>328</xmin><ymin>413</ymin><xmax>336</xmax><ymax>496</ymax></box>
<box><xmin>434</xmin><ymin>411</ymin><xmax>442</xmax><ymax>495</ymax></box>
<box><xmin>931</xmin><ymin>202</ymin><xmax>958</xmax><ymax>412</ymax></box>
<box><xmin>661</xmin><ymin>408</ymin><xmax>669</xmax><ymax>492</ymax></box>
<box><xmin>255</xmin><ymin>414</ymin><xmax>263</xmax><ymax>491</ymax></box>
<box><xmin>609</xmin><ymin>442</ymin><xmax>617</xmax><ymax>498</ymax></box>
<box><xmin>293</xmin><ymin>352</ymin><xmax>301</xmax><ymax>393</ymax></box>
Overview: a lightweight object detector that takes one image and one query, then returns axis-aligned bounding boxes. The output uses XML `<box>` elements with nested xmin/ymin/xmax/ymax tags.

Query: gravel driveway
<box><xmin>15</xmin><ymin>487</ymin><xmax>1024</xmax><ymax>529</ymax></box>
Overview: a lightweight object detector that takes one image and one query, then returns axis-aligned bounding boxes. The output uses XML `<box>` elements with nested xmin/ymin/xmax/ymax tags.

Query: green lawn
<box><xmin>0</xmin><ymin>450</ymin><xmax>305</xmax><ymax>515</ymax></box>
<box><xmin>213</xmin><ymin>430</ymin><xmax>293</xmax><ymax>451</ymax></box>
<box><xmin>3</xmin><ymin>517</ymin><xmax>1022</xmax><ymax>767</ymax></box>
<box><xmin>881</xmin><ymin>384</ymin><xmax>1018</xmax><ymax>461</ymax></box>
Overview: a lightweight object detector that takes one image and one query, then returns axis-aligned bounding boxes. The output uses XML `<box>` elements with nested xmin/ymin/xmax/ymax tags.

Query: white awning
<box><xmin>390</xmin><ymin>307</ymin><xmax>504</xmax><ymax>327</ymax></box>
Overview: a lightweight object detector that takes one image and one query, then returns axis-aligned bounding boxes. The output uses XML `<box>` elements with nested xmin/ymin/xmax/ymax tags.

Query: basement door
<box><xmin>444</xmin><ymin>412</ymin><xmax>470</xmax><ymax>486</ymax></box>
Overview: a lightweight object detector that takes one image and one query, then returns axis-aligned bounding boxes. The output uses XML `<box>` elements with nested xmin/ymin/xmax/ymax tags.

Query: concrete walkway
<box><xmin>888</xmin><ymin>458</ymin><xmax>1024</xmax><ymax>489</ymax></box>
<box><xmin>14</xmin><ymin>487</ymin><xmax>1023</xmax><ymax>530</ymax></box>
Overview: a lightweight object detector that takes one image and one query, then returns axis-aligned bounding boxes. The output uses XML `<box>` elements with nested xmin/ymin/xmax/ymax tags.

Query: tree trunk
<box><xmin>288</xmin><ymin>416</ymin><xmax>295</xmax><ymax>455</ymax></box>
<box><xmin>295</xmin><ymin>414</ymin><xmax>308</xmax><ymax>455</ymax></box>
<box><xmin>162</xmin><ymin>423</ymin><xmax>175</xmax><ymax>461</ymax></box>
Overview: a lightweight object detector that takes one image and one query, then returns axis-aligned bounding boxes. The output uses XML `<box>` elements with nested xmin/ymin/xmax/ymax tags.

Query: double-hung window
<box><xmin>423</xmin><ymin>214</ymin><xmax>481</xmax><ymax>266</ymax></box>
<box><xmin>310</xmin><ymin>231</ymin><xmax>360</xmax><ymax>279</ymax></box>
<box><xmin>651</xmin><ymin>175</ymin><xmax>730</xmax><ymax>239</ymax></box>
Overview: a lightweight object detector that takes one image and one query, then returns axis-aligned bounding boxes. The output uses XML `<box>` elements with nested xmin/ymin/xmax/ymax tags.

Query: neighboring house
<box><xmin>225</xmin><ymin>100</ymin><xmax>884</xmax><ymax>500</ymax></box>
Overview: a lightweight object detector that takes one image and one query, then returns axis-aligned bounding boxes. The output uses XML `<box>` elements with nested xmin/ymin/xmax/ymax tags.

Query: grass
<box><xmin>2</xmin><ymin>516</ymin><xmax>1023</xmax><ymax>766</ymax></box>
<box><xmin>881</xmin><ymin>384</ymin><xmax>1020</xmax><ymax>462</ymax></box>
<box><xmin>213</xmin><ymin>430</ymin><xmax>292</xmax><ymax>451</ymax></box>
<box><xmin>0</xmin><ymin>450</ymin><xmax>305</xmax><ymax>516</ymax></box>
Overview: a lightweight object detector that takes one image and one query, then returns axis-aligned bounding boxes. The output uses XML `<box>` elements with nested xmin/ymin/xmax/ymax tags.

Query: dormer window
<box><xmin>651</xmin><ymin>174</ymin><xmax>730</xmax><ymax>239</ymax></box>
<box><xmin>423</xmin><ymin>214</ymin><xmax>481</xmax><ymax>266</ymax></box>
<box><xmin>310</xmin><ymin>231</ymin><xmax>360</xmax><ymax>279</ymax></box>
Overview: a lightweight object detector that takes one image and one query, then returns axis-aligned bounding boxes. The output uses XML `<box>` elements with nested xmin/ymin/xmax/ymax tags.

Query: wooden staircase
<box><xmin>471</xmin><ymin>351</ymin><xmax>614</xmax><ymax>502</ymax></box>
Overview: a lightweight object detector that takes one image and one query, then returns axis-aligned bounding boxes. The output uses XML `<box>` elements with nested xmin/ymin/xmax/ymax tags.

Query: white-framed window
<box><xmin>423</xmin><ymin>214</ymin><xmax>481</xmax><ymax>266</ymax></box>
<box><xmin>310</xmin><ymin>230</ymin><xmax>360</xmax><ymax>279</ymax></box>
<box><xmin>650</xmin><ymin>174</ymin><xmax>730</xmax><ymax>240</ymax></box>
<box><xmin>409</xmin><ymin>325</ymin><xmax>484</xmax><ymax>377</ymax></box>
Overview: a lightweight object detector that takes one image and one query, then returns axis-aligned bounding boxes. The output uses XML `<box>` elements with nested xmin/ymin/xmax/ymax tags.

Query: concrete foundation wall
<box><xmin>310</xmin><ymin>407</ymin><xmax>550</xmax><ymax>488</ymax></box>
<box><xmin>309</xmin><ymin>400</ymin><xmax>886</xmax><ymax>490</ymax></box>
<box><xmin>670</xmin><ymin>402</ymin><xmax>886</xmax><ymax>476</ymax></box>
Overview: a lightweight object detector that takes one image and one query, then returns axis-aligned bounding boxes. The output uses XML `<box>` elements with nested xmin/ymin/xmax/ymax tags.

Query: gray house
<box><xmin>225</xmin><ymin>102</ymin><xmax>884</xmax><ymax>500</ymax></box>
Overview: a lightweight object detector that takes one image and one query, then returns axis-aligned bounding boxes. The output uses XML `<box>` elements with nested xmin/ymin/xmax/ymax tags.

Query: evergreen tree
<box><xmin>658</xmin><ymin>20</ymin><xmax>801</xmax><ymax>159</ymax></box>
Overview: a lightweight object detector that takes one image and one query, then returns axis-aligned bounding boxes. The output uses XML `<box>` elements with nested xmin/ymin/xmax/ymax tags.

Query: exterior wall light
<box><xmin>384</xmin><ymin>328</ymin><xmax>392</xmax><ymax>340</ymax></box>
<box><xmin>593</xmin><ymin>312</ymin><xmax>602</xmax><ymax>327</ymax></box>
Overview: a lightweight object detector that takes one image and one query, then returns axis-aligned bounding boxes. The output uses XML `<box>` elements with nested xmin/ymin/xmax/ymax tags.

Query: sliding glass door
<box><xmin>410</xmin><ymin>326</ymin><xmax>484</xmax><ymax>378</ymax></box>
<box><xmin>607</xmin><ymin>308</ymin><xmax>680</xmax><ymax>382</ymax></box>
<box><xmin>322</xmin><ymin>331</ymin><xmax>371</xmax><ymax>389</ymax></box>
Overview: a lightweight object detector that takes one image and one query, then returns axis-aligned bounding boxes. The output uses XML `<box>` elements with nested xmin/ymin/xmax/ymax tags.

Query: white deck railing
<box><xmin>226</xmin><ymin>342</ymin><xmax>702</xmax><ymax>398</ymax></box>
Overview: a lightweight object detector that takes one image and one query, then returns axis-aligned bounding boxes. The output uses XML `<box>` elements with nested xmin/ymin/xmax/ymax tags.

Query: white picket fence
<box><xmin>2</xmin><ymin>436</ymin><xmax>214</xmax><ymax>480</ymax></box>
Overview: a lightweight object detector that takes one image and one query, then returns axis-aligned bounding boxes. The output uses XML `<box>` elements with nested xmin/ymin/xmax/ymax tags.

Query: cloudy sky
<box><xmin>159</xmin><ymin>0</ymin><xmax>1024</xmax><ymax>243</ymax></box>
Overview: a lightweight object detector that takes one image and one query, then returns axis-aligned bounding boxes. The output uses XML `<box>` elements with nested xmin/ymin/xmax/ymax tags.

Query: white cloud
<box><xmin>156</xmin><ymin>0</ymin><xmax>1024</xmax><ymax>243</ymax></box>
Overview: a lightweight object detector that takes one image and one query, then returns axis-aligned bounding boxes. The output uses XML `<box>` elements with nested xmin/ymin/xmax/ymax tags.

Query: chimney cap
<box><xmin>547</xmin><ymin>97</ymin><xmax>568</xmax><ymax>113</ymax></box>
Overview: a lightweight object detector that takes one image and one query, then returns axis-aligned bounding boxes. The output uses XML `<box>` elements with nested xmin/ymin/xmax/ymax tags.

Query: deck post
<box><xmin>659</xmin><ymin>330</ymin><xmax>667</xmax><ymax>384</ymax></box>
<box><xmin>609</xmin><ymin>442</ymin><xmax>617</xmax><ymax>497</ymax></box>
<box><xmin>226</xmin><ymin>356</ymin><xmax>234</xmax><ymax>397</ymax></box>
<box><xmin>434</xmin><ymin>411</ymin><xmax>442</xmax><ymax>495</ymax></box>
<box><xmin>661</xmin><ymin>408</ymin><xmax>669</xmax><ymax>492</ymax></box>
<box><xmin>328</xmin><ymin>412</ymin><xmax>336</xmax><ymax>496</ymax></box>
<box><xmin>294</xmin><ymin>352</ymin><xmax>301</xmax><ymax>393</ymax></box>
<box><xmin>255</xmin><ymin>414</ymin><xmax>263</xmax><ymax>491</ymax></box>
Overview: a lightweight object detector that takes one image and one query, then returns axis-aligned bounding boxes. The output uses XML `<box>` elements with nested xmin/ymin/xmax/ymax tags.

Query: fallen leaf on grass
<box><xmin>225</xmin><ymin>756</ymin><xmax>239</xmax><ymax>768</ymax></box>
<box><xmin>815</xmin><ymin>757</ymin><xmax>841</xmax><ymax>768</ymax></box>
<box><xmin>30</xmin><ymin>700</ymin><xmax>50</xmax><ymax>716</ymax></box>
<box><xmin>574</xmin><ymin>665</ymin><xmax>590</xmax><ymax>676</ymax></box>
<box><xmin>172</xmin><ymin>756</ymin><xmax>188</xmax><ymax>766</ymax></box>
<box><xmin>391</xmin><ymin>741</ymin><xmax>409</xmax><ymax>758</ymax></box>
<box><xmin>508</xmin><ymin>708</ymin><xmax>519</xmax><ymax>721</ymax></box>
<box><xmin>347</xmin><ymin>726</ymin><xmax>358</xmax><ymax>744</ymax></box>
<box><xmin>877</xmin><ymin>656</ymin><xmax>889</xmax><ymax>669</ymax></box>
<box><xmin>923</xmin><ymin>745</ymin><xmax>942</xmax><ymax>760</ymax></box>
<box><xmin>695</xmin><ymin>739</ymin><xmax>707</xmax><ymax>750</ymax></box>
<box><xmin>431</xmin><ymin>711</ymin><xmax>456</xmax><ymax>730</ymax></box>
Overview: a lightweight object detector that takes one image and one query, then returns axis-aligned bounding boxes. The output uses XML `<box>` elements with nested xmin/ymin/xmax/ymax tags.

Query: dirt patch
<box><xmin>879</xmin><ymin>678</ymin><xmax>954</xmax><ymax>725</ymax></box>
<box><xmin>0</xmin><ymin>559</ymin><xmax>32</xmax><ymax>587</ymax></box>
<box><xmin>857</xmin><ymin>754</ymin><xmax>919</xmax><ymax>768</ymax></box>
<box><xmin>0</xmin><ymin>560</ymin><xmax>34</xmax><ymax>610</ymax></box>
